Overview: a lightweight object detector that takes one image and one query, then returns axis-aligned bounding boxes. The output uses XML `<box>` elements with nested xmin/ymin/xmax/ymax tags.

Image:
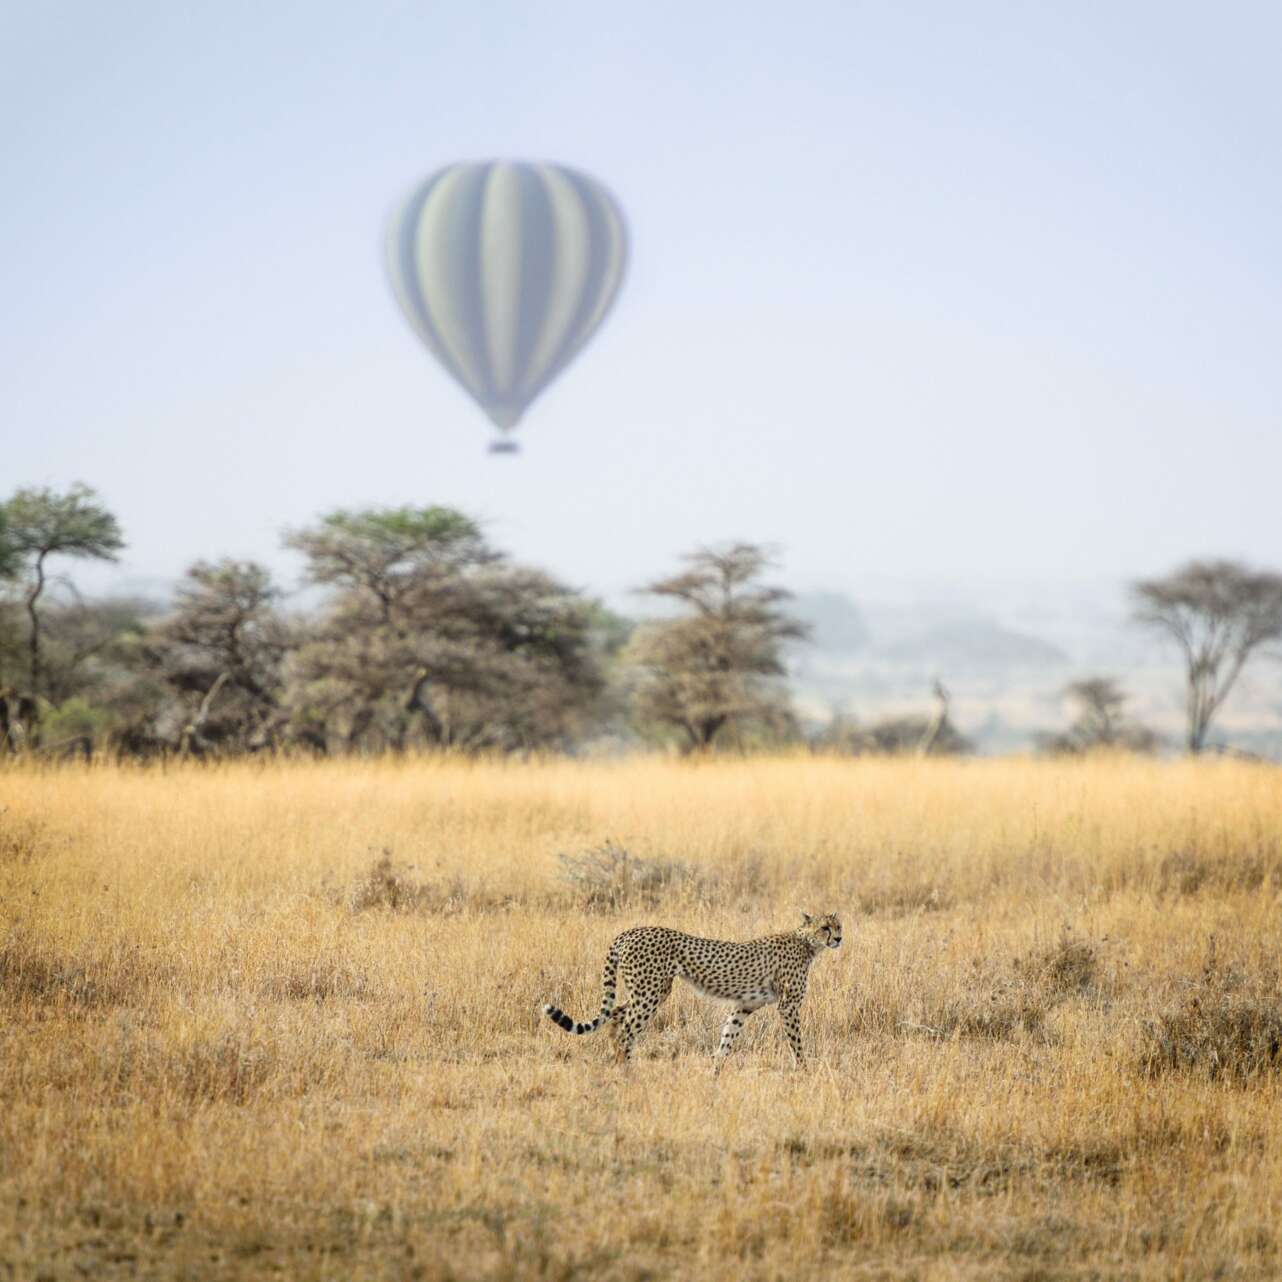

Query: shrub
<box><xmin>0</xmin><ymin>927</ymin><xmax>142</xmax><ymax>1008</ymax></box>
<box><xmin>348</xmin><ymin>850</ymin><xmax>443</xmax><ymax>913</ymax></box>
<box><xmin>1156</xmin><ymin>849</ymin><xmax>1282</xmax><ymax>897</ymax></box>
<box><xmin>1015</xmin><ymin>933</ymin><xmax>1098</xmax><ymax>1000</ymax></box>
<box><xmin>344</xmin><ymin>850</ymin><xmax>513</xmax><ymax>915</ymax></box>
<box><xmin>858</xmin><ymin>879</ymin><xmax>951</xmax><ymax>917</ymax></box>
<box><xmin>907</xmin><ymin>934</ymin><xmax>1100</xmax><ymax>1043</ymax></box>
<box><xmin>0</xmin><ymin>810</ymin><xmax>48</xmax><ymax>865</ymax></box>
<box><xmin>1140</xmin><ymin>947</ymin><xmax>1282</xmax><ymax>1081</ymax></box>
<box><xmin>556</xmin><ymin>841</ymin><xmax>699</xmax><ymax>912</ymax></box>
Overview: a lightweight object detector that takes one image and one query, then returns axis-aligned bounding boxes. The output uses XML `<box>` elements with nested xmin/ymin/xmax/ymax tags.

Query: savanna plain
<box><xmin>3</xmin><ymin>755</ymin><xmax>1282</xmax><ymax>1281</ymax></box>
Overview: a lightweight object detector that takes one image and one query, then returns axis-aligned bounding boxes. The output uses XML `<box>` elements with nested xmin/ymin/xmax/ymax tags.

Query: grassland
<box><xmin>2</xmin><ymin>754</ymin><xmax>1281</xmax><ymax>1280</ymax></box>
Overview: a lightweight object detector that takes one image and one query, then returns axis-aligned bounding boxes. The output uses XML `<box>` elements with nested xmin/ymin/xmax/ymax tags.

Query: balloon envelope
<box><xmin>386</xmin><ymin>161</ymin><xmax>628</xmax><ymax>440</ymax></box>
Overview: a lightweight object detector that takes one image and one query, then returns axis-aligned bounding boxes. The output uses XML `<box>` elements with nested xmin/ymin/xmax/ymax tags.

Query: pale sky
<box><xmin>4</xmin><ymin>1</ymin><xmax>1280</xmax><ymax>604</ymax></box>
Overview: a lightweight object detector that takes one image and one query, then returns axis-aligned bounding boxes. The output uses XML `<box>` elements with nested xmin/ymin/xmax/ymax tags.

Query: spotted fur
<box><xmin>541</xmin><ymin>912</ymin><xmax>842</xmax><ymax>1069</ymax></box>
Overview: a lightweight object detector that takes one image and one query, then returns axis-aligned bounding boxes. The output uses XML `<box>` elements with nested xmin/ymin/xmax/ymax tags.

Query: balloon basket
<box><xmin>489</xmin><ymin>439</ymin><xmax>520</xmax><ymax>455</ymax></box>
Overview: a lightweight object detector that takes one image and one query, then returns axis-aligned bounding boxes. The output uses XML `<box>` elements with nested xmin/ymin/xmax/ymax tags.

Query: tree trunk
<box><xmin>697</xmin><ymin>715</ymin><xmax>726</xmax><ymax>750</ymax></box>
<box><xmin>346</xmin><ymin>706</ymin><xmax>374</xmax><ymax>753</ymax></box>
<box><xmin>917</xmin><ymin>681</ymin><xmax>950</xmax><ymax>757</ymax></box>
<box><xmin>179</xmin><ymin>672</ymin><xmax>229</xmax><ymax>758</ymax></box>
<box><xmin>25</xmin><ymin>552</ymin><xmax>47</xmax><ymax>738</ymax></box>
<box><xmin>405</xmin><ymin>667</ymin><xmax>445</xmax><ymax>745</ymax></box>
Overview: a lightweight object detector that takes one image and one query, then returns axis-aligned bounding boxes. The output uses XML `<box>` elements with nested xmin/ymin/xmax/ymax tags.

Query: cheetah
<box><xmin>541</xmin><ymin>913</ymin><xmax>841</xmax><ymax>1070</ymax></box>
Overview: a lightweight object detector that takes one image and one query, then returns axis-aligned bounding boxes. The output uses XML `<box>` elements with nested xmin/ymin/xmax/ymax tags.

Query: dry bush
<box><xmin>347</xmin><ymin>849</ymin><xmax>454</xmax><ymax>913</ymax></box>
<box><xmin>0</xmin><ymin>927</ymin><xmax>106</xmax><ymax>1007</ymax></box>
<box><xmin>556</xmin><ymin>840</ymin><xmax>701</xmax><ymax>912</ymax></box>
<box><xmin>922</xmin><ymin>970</ymin><xmax>1053</xmax><ymax>1041</ymax></box>
<box><xmin>706</xmin><ymin>848</ymin><xmax>770</xmax><ymax>902</ymax></box>
<box><xmin>71</xmin><ymin>1011</ymin><xmax>345</xmax><ymax>1106</ymax></box>
<box><xmin>1141</xmin><ymin>946</ymin><xmax>1282</xmax><ymax>1081</ymax></box>
<box><xmin>858</xmin><ymin>878</ymin><xmax>951</xmax><ymax>917</ymax></box>
<box><xmin>0</xmin><ymin>809</ymin><xmax>50</xmax><ymax>865</ymax></box>
<box><xmin>110</xmin><ymin>1023</ymin><xmax>279</xmax><ymax>1105</ymax></box>
<box><xmin>897</xmin><ymin>934</ymin><xmax>1101</xmax><ymax>1043</ymax></box>
<box><xmin>786</xmin><ymin>1126</ymin><xmax>1124</xmax><ymax>1197</ymax></box>
<box><xmin>1156</xmin><ymin>847</ymin><xmax>1282</xmax><ymax>897</ymax></box>
<box><xmin>0</xmin><ymin>926</ymin><xmax>152</xmax><ymax>1009</ymax></box>
<box><xmin>161</xmin><ymin>1032</ymin><xmax>277</xmax><ymax>1104</ymax></box>
<box><xmin>345</xmin><ymin>849</ymin><xmax>514</xmax><ymax>915</ymax></box>
<box><xmin>258</xmin><ymin>954</ymin><xmax>373</xmax><ymax>1003</ymax></box>
<box><xmin>1015</xmin><ymin>931</ymin><xmax>1099</xmax><ymax>1000</ymax></box>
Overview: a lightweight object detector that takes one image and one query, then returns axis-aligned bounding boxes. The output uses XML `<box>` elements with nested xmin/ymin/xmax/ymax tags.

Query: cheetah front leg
<box><xmin>712</xmin><ymin>1006</ymin><xmax>756</xmax><ymax>1075</ymax></box>
<box><xmin>778</xmin><ymin>996</ymin><xmax>806</xmax><ymax>1068</ymax></box>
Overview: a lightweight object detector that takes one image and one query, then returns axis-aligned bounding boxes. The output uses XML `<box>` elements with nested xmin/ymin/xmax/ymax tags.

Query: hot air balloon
<box><xmin>386</xmin><ymin>161</ymin><xmax>628</xmax><ymax>452</ymax></box>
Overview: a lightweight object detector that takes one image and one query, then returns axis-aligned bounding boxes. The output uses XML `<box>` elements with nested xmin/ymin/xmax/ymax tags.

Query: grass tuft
<box><xmin>1141</xmin><ymin>946</ymin><xmax>1282</xmax><ymax>1081</ymax></box>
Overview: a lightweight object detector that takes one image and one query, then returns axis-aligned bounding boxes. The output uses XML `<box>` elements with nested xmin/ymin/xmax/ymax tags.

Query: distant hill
<box><xmin>789</xmin><ymin>592</ymin><xmax>869</xmax><ymax>652</ymax></box>
<box><xmin>872</xmin><ymin>620</ymin><xmax>1069</xmax><ymax>672</ymax></box>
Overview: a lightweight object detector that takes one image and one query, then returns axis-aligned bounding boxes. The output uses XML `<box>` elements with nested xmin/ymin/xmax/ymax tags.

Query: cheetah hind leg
<box><xmin>713</xmin><ymin>1006</ymin><xmax>756</xmax><ymax>1075</ymax></box>
<box><xmin>607</xmin><ymin>1004</ymin><xmax>631</xmax><ymax>1063</ymax></box>
<box><xmin>612</xmin><ymin>976</ymin><xmax>672</xmax><ymax>1064</ymax></box>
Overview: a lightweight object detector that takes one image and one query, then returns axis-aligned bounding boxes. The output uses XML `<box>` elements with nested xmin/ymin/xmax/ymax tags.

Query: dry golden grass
<box><xmin>3</xmin><ymin>753</ymin><xmax>1282</xmax><ymax>1280</ymax></box>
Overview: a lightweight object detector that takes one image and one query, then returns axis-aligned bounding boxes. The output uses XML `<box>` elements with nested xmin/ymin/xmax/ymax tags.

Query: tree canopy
<box><xmin>0</xmin><ymin>484</ymin><xmax>125</xmax><ymax>702</ymax></box>
<box><xmin>286</xmin><ymin>504</ymin><xmax>606</xmax><ymax>753</ymax></box>
<box><xmin>284</xmin><ymin>506</ymin><xmax>493</xmax><ymax>622</ymax></box>
<box><xmin>3</xmin><ymin>484</ymin><xmax>125</xmax><ymax>565</ymax></box>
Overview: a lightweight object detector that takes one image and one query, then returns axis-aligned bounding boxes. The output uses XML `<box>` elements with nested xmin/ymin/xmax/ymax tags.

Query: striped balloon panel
<box><xmin>387</xmin><ymin>161</ymin><xmax>628</xmax><ymax>432</ymax></box>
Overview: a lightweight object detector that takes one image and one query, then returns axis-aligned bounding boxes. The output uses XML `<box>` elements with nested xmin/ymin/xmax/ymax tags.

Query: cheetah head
<box><xmin>800</xmin><ymin>912</ymin><xmax>843</xmax><ymax>951</ymax></box>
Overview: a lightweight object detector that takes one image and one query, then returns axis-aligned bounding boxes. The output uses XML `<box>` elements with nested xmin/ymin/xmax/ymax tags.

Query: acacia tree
<box><xmin>1</xmin><ymin>484</ymin><xmax>124</xmax><ymax>702</ymax></box>
<box><xmin>1037</xmin><ymin>676</ymin><xmax>1158</xmax><ymax>755</ymax></box>
<box><xmin>626</xmin><ymin>543</ymin><xmax>808</xmax><ymax>752</ymax></box>
<box><xmin>285</xmin><ymin>506</ymin><xmax>605</xmax><ymax>752</ymax></box>
<box><xmin>1131</xmin><ymin>560</ymin><xmax>1282</xmax><ymax>753</ymax></box>
<box><xmin>144</xmin><ymin>561</ymin><xmax>291</xmax><ymax>755</ymax></box>
<box><xmin>285</xmin><ymin>507</ymin><xmax>491</xmax><ymax>749</ymax></box>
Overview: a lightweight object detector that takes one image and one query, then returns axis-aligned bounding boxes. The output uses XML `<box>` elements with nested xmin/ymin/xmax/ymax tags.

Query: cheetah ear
<box><xmin>800</xmin><ymin>912</ymin><xmax>813</xmax><ymax>925</ymax></box>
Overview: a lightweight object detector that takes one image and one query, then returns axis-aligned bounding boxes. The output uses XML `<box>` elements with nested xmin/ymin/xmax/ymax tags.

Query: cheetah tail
<box><xmin>542</xmin><ymin>937</ymin><xmax>620</xmax><ymax>1035</ymax></box>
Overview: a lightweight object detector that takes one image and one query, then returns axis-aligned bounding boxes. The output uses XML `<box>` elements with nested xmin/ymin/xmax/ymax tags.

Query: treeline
<box><xmin>0</xmin><ymin>485</ymin><xmax>807</xmax><ymax>759</ymax></box>
<box><xmin>2</xmin><ymin>483</ymin><xmax>1281</xmax><ymax>760</ymax></box>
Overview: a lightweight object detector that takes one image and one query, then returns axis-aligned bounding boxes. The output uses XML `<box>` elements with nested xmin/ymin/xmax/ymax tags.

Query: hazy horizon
<box><xmin>5</xmin><ymin>1</ymin><xmax>1281</xmax><ymax>602</ymax></box>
